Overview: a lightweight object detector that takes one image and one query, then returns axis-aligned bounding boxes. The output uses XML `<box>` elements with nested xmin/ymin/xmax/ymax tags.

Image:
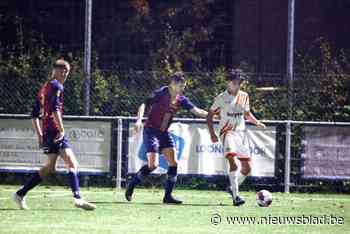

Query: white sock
<box><xmin>228</xmin><ymin>171</ymin><xmax>239</xmax><ymax>199</ymax></box>
<box><xmin>237</xmin><ymin>171</ymin><xmax>247</xmax><ymax>185</ymax></box>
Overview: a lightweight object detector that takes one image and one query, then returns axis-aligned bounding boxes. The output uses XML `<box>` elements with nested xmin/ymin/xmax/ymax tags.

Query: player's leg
<box><xmin>125</xmin><ymin>128</ymin><xmax>159</xmax><ymax>201</ymax></box>
<box><xmin>160</xmin><ymin>130</ymin><xmax>181</xmax><ymax>204</ymax></box>
<box><xmin>13</xmin><ymin>154</ymin><xmax>58</xmax><ymax>210</ymax></box>
<box><xmin>227</xmin><ymin>155</ymin><xmax>245</xmax><ymax>206</ymax></box>
<box><xmin>238</xmin><ymin>158</ymin><xmax>251</xmax><ymax>185</ymax></box>
<box><xmin>60</xmin><ymin>144</ymin><xmax>96</xmax><ymax>210</ymax></box>
<box><xmin>226</xmin><ymin>153</ymin><xmax>238</xmax><ymax>197</ymax></box>
<box><xmin>222</xmin><ymin>132</ymin><xmax>245</xmax><ymax>206</ymax></box>
<box><xmin>125</xmin><ymin>152</ymin><xmax>158</xmax><ymax>201</ymax></box>
<box><xmin>236</xmin><ymin>131</ymin><xmax>252</xmax><ymax>185</ymax></box>
<box><xmin>140</xmin><ymin>152</ymin><xmax>159</xmax><ymax>181</ymax></box>
<box><xmin>60</xmin><ymin>148</ymin><xmax>80</xmax><ymax>198</ymax></box>
<box><xmin>162</xmin><ymin>147</ymin><xmax>181</xmax><ymax>204</ymax></box>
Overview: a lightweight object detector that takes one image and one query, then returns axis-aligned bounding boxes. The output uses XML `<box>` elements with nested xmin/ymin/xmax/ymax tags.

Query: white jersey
<box><xmin>210</xmin><ymin>90</ymin><xmax>250</xmax><ymax>136</ymax></box>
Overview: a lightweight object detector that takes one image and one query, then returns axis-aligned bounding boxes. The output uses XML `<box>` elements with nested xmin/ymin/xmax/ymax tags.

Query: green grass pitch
<box><xmin>0</xmin><ymin>185</ymin><xmax>349</xmax><ymax>234</ymax></box>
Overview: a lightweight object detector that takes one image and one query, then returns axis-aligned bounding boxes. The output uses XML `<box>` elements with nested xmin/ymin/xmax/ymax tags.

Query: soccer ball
<box><xmin>256</xmin><ymin>190</ymin><xmax>272</xmax><ymax>207</ymax></box>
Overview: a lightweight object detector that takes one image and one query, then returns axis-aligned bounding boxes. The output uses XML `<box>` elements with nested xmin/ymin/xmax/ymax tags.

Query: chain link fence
<box><xmin>1</xmin><ymin>69</ymin><xmax>349</xmax><ymax>122</ymax></box>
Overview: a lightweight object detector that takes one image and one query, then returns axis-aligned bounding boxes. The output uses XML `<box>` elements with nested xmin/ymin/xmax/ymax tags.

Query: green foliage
<box><xmin>0</xmin><ymin>11</ymin><xmax>349</xmax><ymax>121</ymax></box>
<box><xmin>294</xmin><ymin>38</ymin><xmax>350</xmax><ymax>121</ymax></box>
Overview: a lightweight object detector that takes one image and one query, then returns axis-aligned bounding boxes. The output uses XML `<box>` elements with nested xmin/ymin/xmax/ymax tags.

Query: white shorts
<box><xmin>220</xmin><ymin>130</ymin><xmax>251</xmax><ymax>160</ymax></box>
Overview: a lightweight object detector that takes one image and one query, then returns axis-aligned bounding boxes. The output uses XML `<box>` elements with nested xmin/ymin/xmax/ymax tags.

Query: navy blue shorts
<box><xmin>42</xmin><ymin>133</ymin><xmax>70</xmax><ymax>154</ymax></box>
<box><xmin>143</xmin><ymin>127</ymin><xmax>174</xmax><ymax>153</ymax></box>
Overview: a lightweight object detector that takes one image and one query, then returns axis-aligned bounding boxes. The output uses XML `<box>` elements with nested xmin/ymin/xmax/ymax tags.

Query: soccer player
<box><xmin>206</xmin><ymin>69</ymin><xmax>266</xmax><ymax>206</ymax></box>
<box><xmin>125</xmin><ymin>72</ymin><xmax>208</xmax><ymax>204</ymax></box>
<box><xmin>12</xmin><ymin>59</ymin><xmax>96</xmax><ymax>210</ymax></box>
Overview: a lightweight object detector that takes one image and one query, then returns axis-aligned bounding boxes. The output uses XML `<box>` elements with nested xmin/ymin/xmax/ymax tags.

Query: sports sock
<box><xmin>68</xmin><ymin>170</ymin><xmax>81</xmax><ymax>199</ymax></box>
<box><xmin>228</xmin><ymin>170</ymin><xmax>239</xmax><ymax>199</ymax></box>
<box><xmin>129</xmin><ymin>164</ymin><xmax>154</xmax><ymax>187</ymax></box>
<box><xmin>237</xmin><ymin>171</ymin><xmax>247</xmax><ymax>185</ymax></box>
<box><xmin>164</xmin><ymin>166</ymin><xmax>177</xmax><ymax>198</ymax></box>
<box><xmin>16</xmin><ymin>172</ymin><xmax>43</xmax><ymax>197</ymax></box>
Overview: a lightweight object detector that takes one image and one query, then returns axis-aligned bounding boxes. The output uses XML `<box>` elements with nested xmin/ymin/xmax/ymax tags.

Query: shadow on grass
<box><xmin>91</xmin><ymin>201</ymin><xmax>232</xmax><ymax>207</ymax></box>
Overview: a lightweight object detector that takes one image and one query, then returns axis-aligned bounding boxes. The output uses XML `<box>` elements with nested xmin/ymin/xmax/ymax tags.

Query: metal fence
<box><xmin>0</xmin><ymin>0</ymin><xmax>349</xmax><ymax>121</ymax></box>
<box><xmin>0</xmin><ymin>114</ymin><xmax>349</xmax><ymax>193</ymax></box>
<box><xmin>1</xmin><ymin>71</ymin><xmax>348</xmax><ymax>120</ymax></box>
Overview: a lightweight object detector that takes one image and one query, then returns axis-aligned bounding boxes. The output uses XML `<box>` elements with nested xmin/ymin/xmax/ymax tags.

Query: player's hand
<box><xmin>256</xmin><ymin>121</ymin><xmax>266</xmax><ymax>129</ymax></box>
<box><xmin>213</xmin><ymin>113</ymin><xmax>221</xmax><ymax>120</ymax></box>
<box><xmin>134</xmin><ymin>121</ymin><xmax>143</xmax><ymax>134</ymax></box>
<box><xmin>212</xmin><ymin>109</ymin><xmax>221</xmax><ymax>120</ymax></box>
<box><xmin>210</xmin><ymin>133</ymin><xmax>219</xmax><ymax>143</ymax></box>
<box><xmin>38</xmin><ymin>135</ymin><xmax>43</xmax><ymax>148</ymax></box>
<box><xmin>54</xmin><ymin>131</ymin><xmax>65</xmax><ymax>143</ymax></box>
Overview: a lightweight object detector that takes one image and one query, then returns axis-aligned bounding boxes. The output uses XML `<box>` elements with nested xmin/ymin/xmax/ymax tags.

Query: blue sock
<box><xmin>130</xmin><ymin>165</ymin><xmax>153</xmax><ymax>187</ymax></box>
<box><xmin>129</xmin><ymin>175</ymin><xmax>141</xmax><ymax>188</ymax></box>
<box><xmin>17</xmin><ymin>172</ymin><xmax>43</xmax><ymax>197</ymax></box>
<box><xmin>164</xmin><ymin>166</ymin><xmax>177</xmax><ymax>198</ymax></box>
<box><xmin>68</xmin><ymin>171</ymin><xmax>81</xmax><ymax>199</ymax></box>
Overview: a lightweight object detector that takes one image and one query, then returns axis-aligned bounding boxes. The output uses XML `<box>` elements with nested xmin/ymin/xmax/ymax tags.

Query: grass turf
<box><xmin>0</xmin><ymin>185</ymin><xmax>349</xmax><ymax>234</ymax></box>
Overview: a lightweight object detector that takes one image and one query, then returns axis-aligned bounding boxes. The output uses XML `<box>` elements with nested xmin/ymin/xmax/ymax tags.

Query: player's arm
<box><xmin>180</xmin><ymin>97</ymin><xmax>208</xmax><ymax>118</ymax></box>
<box><xmin>134</xmin><ymin>103</ymin><xmax>146</xmax><ymax>133</ymax></box>
<box><xmin>50</xmin><ymin>85</ymin><xmax>65</xmax><ymax>142</ymax></box>
<box><xmin>134</xmin><ymin>89</ymin><xmax>161</xmax><ymax>132</ymax></box>
<box><xmin>244</xmin><ymin>111</ymin><xmax>266</xmax><ymax>128</ymax></box>
<box><xmin>206</xmin><ymin>96</ymin><xmax>222</xmax><ymax>143</ymax></box>
<box><xmin>243</xmin><ymin>95</ymin><xmax>265</xmax><ymax>128</ymax></box>
<box><xmin>190</xmin><ymin>106</ymin><xmax>208</xmax><ymax>118</ymax></box>
<box><xmin>53</xmin><ymin>111</ymin><xmax>65</xmax><ymax>142</ymax></box>
<box><xmin>207</xmin><ymin>108</ymin><xmax>219</xmax><ymax>143</ymax></box>
<box><xmin>31</xmin><ymin>98</ymin><xmax>43</xmax><ymax>147</ymax></box>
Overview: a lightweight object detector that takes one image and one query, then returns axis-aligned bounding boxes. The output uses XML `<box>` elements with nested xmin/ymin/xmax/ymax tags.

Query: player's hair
<box><xmin>170</xmin><ymin>71</ymin><xmax>186</xmax><ymax>83</ymax></box>
<box><xmin>228</xmin><ymin>68</ymin><xmax>245</xmax><ymax>82</ymax></box>
<box><xmin>47</xmin><ymin>59</ymin><xmax>70</xmax><ymax>81</ymax></box>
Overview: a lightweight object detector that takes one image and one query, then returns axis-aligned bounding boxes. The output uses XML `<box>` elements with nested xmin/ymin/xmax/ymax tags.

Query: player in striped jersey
<box><xmin>125</xmin><ymin>72</ymin><xmax>208</xmax><ymax>204</ymax></box>
<box><xmin>12</xmin><ymin>59</ymin><xmax>96</xmax><ymax>210</ymax></box>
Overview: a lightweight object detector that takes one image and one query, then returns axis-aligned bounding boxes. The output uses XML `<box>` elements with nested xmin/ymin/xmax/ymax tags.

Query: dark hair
<box><xmin>171</xmin><ymin>71</ymin><xmax>186</xmax><ymax>83</ymax></box>
<box><xmin>228</xmin><ymin>69</ymin><xmax>245</xmax><ymax>81</ymax></box>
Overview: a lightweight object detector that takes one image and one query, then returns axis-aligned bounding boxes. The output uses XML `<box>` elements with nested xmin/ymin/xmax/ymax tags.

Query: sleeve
<box><xmin>244</xmin><ymin>95</ymin><xmax>250</xmax><ymax>112</ymax></box>
<box><xmin>31</xmin><ymin>97</ymin><xmax>41</xmax><ymax>119</ymax></box>
<box><xmin>50</xmin><ymin>84</ymin><xmax>63</xmax><ymax>112</ymax></box>
<box><xmin>180</xmin><ymin>96</ymin><xmax>195</xmax><ymax>110</ymax></box>
<box><xmin>210</xmin><ymin>95</ymin><xmax>222</xmax><ymax>112</ymax></box>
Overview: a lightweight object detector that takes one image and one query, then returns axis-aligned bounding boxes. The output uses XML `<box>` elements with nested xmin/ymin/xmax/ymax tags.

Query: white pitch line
<box><xmin>0</xmin><ymin>190</ymin><xmax>117</xmax><ymax>200</ymax></box>
<box><xmin>1</xmin><ymin>189</ymin><xmax>349</xmax><ymax>201</ymax></box>
<box><xmin>289</xmin><ymin>197</ymin><xmax>350</xmax><ymax>202</ymax></box>
<box><xmin>1</xmin><ymin>188</ymin><xmax>115</xmax><ymax>193</ymax></box>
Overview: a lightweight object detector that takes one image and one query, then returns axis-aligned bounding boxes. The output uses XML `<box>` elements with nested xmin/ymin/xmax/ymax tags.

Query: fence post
<box><xmin>83</xmin><ymin>0</ymin><xmax>92</xmax><ymax>116</ymax></box>
<box><xmin>116</xmin><ymin>118</ymin><xmax>123</xmax><ymax>189</ymax></box>
<box><xmin>284</xmin><ymin>121</ymin><xmax>291</xmax><ymax>193</ymax></box>
<box><xmin>284</xmin><ymin>0</ymin><xmax>295</xmax><ymax>193</ymax></box>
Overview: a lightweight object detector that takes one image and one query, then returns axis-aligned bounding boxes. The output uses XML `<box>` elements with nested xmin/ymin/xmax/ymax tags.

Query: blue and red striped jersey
<box><xmin>144</xmin><ymin>86</ymin><xmax>194</xmax><ymax>131</ymax></box>
<box><xmin>31</xmin><ymin>79</ymin><xmax>64</xmax><ymax>135</ymax></box>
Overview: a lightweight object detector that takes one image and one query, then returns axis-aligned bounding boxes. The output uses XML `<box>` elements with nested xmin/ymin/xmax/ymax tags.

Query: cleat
<box><xmin>12</xmin><ymin>193</ymin><xmax>29</xmax><ymax>210</ymax></box>
<box><xmin>163</xmin><ymin>196</ymin><xmax>183</xmax><ymax>204</ymax></box>
<box><xmin>233</xmin><ymin>196</ymin><xmax>245</xmax><ymax>206</ymax></box>
<box><xmin>125</xmin><ymin>183</ymin><xmax>135</xmax><ymax>202</ymax></box>
<box><xmin>74</xmin><ymin>198</ymin><xmax>96</xmax><ymax>211</ymax></box>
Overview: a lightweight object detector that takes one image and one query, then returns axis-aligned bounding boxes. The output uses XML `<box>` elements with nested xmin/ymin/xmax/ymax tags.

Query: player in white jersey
<box><xmin>207</xmin><ymin>69</ymin><xmax>266</xmax><ymax>206</ymax></box>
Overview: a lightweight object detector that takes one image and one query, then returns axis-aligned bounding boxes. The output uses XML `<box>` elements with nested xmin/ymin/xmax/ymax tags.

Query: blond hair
<box><xmin>48</xmin><ymin>59</ymin><xmax>70</xmax><ymax>81</ymax></box>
